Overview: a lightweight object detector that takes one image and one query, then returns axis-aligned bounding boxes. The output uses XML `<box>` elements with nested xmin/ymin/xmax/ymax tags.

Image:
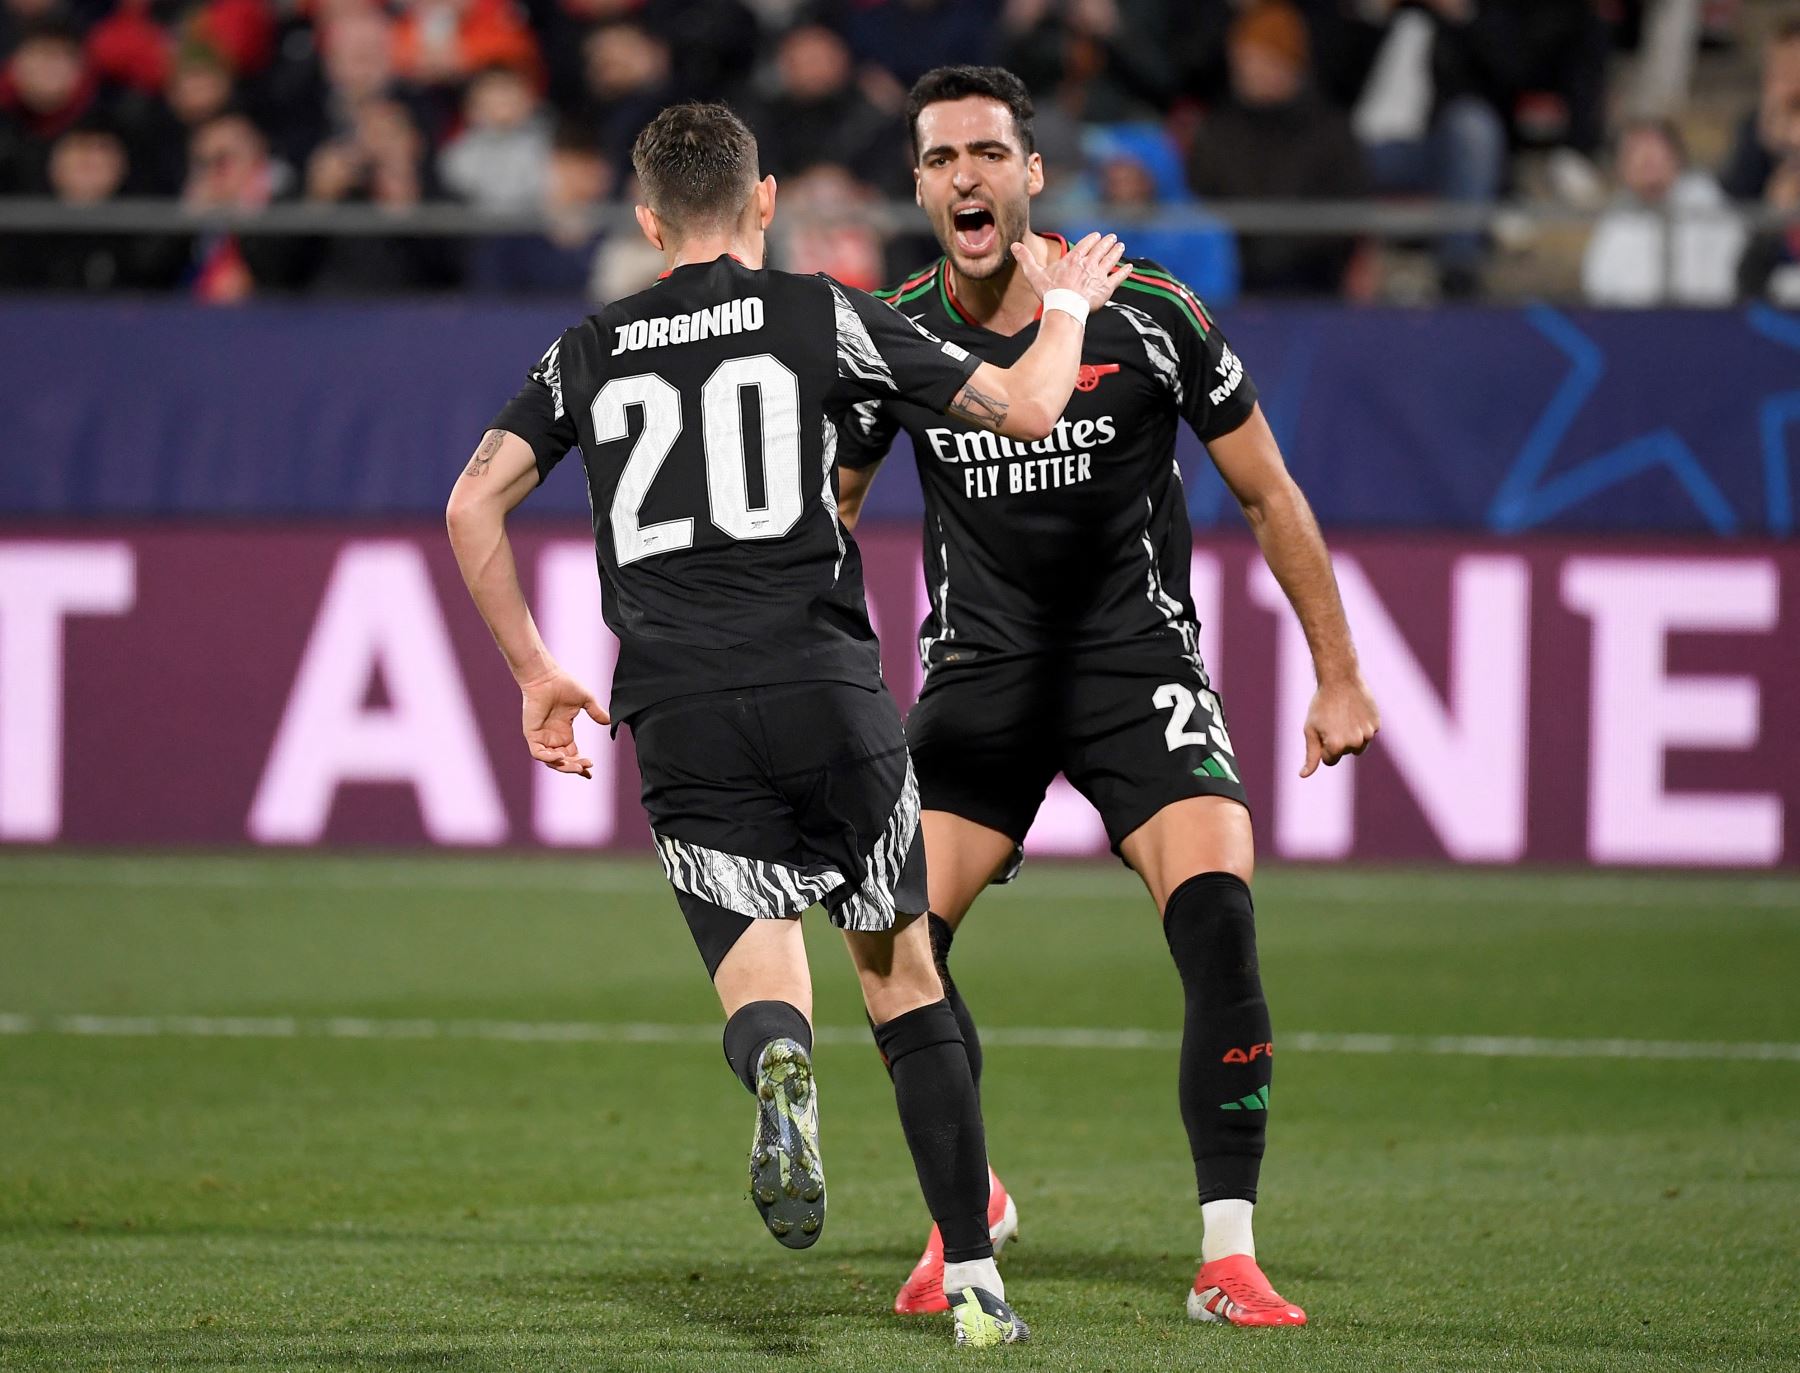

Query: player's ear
<box><xmin>755</xmin><ymin>175</ymin><xmax>777</xmax><ymax>229</ymax></box>
<box><xmin>634</xmin><ymin>203</ymin><xmax>665</xmax><ymax>252</ymax></box>
<box><xmin>913</xmin><ymin>166</ymin><xmax>923</xmax><ymax>209</ymax></box>
<box><xmin>1025</xmin><ymin>151</ymin><xmax>1045</xmax><ymax>199</ymax></box>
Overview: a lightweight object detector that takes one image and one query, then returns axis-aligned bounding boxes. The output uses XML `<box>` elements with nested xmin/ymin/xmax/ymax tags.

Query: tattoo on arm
<box><xmin>947</xmin><ymin>382</ymin><xmax>1009</xmax><ymax>431</ymax></box>
<box><xmin>465</xmin><ymin>429</ymin><xmax>505</xmax><ymax>477</ymax></box>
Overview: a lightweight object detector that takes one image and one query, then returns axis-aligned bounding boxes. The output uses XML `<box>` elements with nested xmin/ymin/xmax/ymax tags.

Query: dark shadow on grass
<box><xmin>484</xmin><ymin>1240</ymin><xmax>1194</xmax><ymax>1294</ymax></box>
<box><xmin>502</xmin><ymin>1268</ymin><xmax>840</xmax><ymax>1359</ymax></box>
<box><xmin>475</xmin><ymin>1238</ymin><xmax>1196</xmax><ymax>1353</ymax></box>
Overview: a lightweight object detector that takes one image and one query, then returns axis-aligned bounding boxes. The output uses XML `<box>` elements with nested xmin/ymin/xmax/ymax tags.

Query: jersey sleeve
<box><xmin>1114</xmin><ymin>260</ymin><xmax>1257</xmax><ymax>443</ymax></box>
<box><xmin>491</xmin><ymin>331</ymin><xmax>581</xmax><ymax>481</ymax></box>
<box><xmin>834</xmin><ymin>397</ymin><xmax>902</xmax><ymax>471</ymax></box>
<box><xmin>827</xmin><ymin>278</ymin><xmax>980</xmax><ymax>411</ymax></box>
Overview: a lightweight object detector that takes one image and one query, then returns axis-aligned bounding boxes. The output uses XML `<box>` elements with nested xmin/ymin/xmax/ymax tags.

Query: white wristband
<box><xmin>1042</xmin><ymin>288</ymin><xmax>1089</xmax><ymax>323</ymax></box>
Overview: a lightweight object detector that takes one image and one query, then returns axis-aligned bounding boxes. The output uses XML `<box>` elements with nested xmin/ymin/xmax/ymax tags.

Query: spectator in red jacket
<box><xmin>193</xmin><ymin>0</ymin><xmax>275</xmax><ymax>78</ymax></box>
<box><xmin>86</xmin><ymin>0</ymin><xmax>171</xmax><ymax>96</ymax></box>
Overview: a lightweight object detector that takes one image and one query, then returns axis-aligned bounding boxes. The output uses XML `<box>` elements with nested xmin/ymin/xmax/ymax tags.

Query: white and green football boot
<box><xmin>748</xmin><ymin>1038</ymin><xmax>825</xmax><ymax>1248</ymax></box>
<box><xmin>948</xmin><ymin>1287</ymin><xmax>1030</xmax><ymax>1347</ymax></box>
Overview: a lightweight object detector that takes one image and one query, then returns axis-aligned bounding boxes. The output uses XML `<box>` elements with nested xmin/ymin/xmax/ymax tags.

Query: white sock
<box><xmin>1200</xmin><ymin>1199</ymin><xmax>1256</xmax><ymax>1263</ymax></box>
<box><xmin>943</xmin><ymin>1256</ymin><xmax>1004</xmax><ymax>1300</ymax></box>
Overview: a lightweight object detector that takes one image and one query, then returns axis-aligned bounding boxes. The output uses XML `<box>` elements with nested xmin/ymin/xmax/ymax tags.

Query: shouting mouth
<box><xmin>951</xmin><ymin>202</ymin><xmax>998</xmax><ymax>258</ymax></box>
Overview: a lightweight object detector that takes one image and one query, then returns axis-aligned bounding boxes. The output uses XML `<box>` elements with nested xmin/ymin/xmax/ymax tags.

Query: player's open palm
<box><xmin>1011</xmin><ymin>230</ymin><xmax>1131</xmax><ymax>313</ymax></box>
<box><xmin>520</xmin><ymin>667</ymin><xmax>609</xmax><ymax>779</ymax></box>
<box><xmin>1301</xmin><ymin>675</ymin><xmax>1379</xmax><ymax>778</ymax></box>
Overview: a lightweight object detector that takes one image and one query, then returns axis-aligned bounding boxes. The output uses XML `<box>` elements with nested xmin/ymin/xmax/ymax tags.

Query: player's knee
<box><xmin>1162</xmin><ymin>872</ymin><xmax>1261</xmax><ymax>991</ymax></box>
<box><xmin>857</xmin><ymin>936</ymin><xmax>945</xmax><ymax>1023</ymax></box>
<box><xmin>860</xmin><ymin>964</ymin><xmax>945</xmax><ymax>1023</ymax></box>
<box><xmin>1126</xmin><ymin>797</ymin><xmax>1255</xmax><ymax>907</ymax></box>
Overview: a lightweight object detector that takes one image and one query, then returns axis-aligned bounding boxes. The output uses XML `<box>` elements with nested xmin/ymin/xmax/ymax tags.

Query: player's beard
<box><xmin>939</xmin><ymin>192</ymin><xmax>1031</xmax><ymax>283</ymax></box>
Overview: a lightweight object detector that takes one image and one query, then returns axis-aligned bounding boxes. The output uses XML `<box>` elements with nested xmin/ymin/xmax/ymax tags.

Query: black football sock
<box><xmin>865</xmin><ymin>913</ymin><xmax>985</xmax><ymax>1096</ymax></box>
<box><xmin>928</xmin><ymin>913</ymin><xmax>985</xmax><ymax>1096</ymax></box>
<box><xmin>873</xmin><ymin>999</ymin><xmax>993</xmax><ymax>1262</ymax></box>
<box><xmin>1163</xmin><ymin>872</ymin><xmax>1272</xmax><ymax>1204</ymax></box>
<box><xmin>722</xmin><ymin>999</ymin><xmax>812</xmax><ymax>1095</ymax></box>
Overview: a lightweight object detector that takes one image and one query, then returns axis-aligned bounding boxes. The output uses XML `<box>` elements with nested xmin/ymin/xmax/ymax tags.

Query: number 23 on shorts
<box><xmin>1153</xmin><ymin>682</ymin><xmax>1240</xmax><ymax>784</ymax></box>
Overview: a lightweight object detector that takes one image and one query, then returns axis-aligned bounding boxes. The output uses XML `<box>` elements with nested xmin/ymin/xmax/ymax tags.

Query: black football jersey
<box><xmin>494</xmin><ymin>254</ymin><xmax>980</xmax><ymax>721</ymax></box>
<box><xmin>835</xmin><ymin>237</ymin><xmax>1258</xmax><ymax>673</ymax></box>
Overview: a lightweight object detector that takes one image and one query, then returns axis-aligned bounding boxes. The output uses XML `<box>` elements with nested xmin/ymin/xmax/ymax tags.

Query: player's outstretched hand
<box><xmin>1010</xmin><ymin>230</ymin><xmax>1131</xmax><ymax>313</ymax></box>
<box><xmin>519</xmin><ymin>665</ymin><xmax>609</xmax><ymax>779</ymax></box>
<box><xmin>1301</xmin><ymin>674</ymin><xmax>1379</xmax><ymax>778</ymax></box>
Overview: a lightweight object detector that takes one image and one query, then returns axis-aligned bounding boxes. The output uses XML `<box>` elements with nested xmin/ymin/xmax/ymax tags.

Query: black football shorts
<box><xmin>630</xmin><ymin>680</ymin><xmax>928</xmax><ymax>976</ymax></box>
<box><xmin>905</xmin><ymin>649</ymin><xmax>1248</xmax><ymax>863</ymax></box>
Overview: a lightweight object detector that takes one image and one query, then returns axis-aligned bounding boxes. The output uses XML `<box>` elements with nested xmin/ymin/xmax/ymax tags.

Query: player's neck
<box><xmin>946</xmin><ymin>231</ymin><xmax>1060</xmax><ymax>336</ymax></box>
<box><xmin>666</xmin><ymin>235</ymin><xmax>764</xmax><ymax>272</ymax></box>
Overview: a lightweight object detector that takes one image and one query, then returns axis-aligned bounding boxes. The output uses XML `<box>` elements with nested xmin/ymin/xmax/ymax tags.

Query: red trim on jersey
<box><xmin>1125</xmin><ymin>270</ymin><xmax>1210</xmax><ymax>332</ymax></box>
<box><xmin>940</xmin><ymin>258</ymin><xmax>979</xmax><ymax>326</ymax></box>
<box><xmin>886</xmin><ymin>265</ymin><xmax>937</xmax><ymax>299</ymax></box>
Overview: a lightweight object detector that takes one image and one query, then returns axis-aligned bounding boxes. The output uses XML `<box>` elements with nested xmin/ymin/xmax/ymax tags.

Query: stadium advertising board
<box><xmin>1</xmin><ymin>527</ymin><xmax>1794</xmax><ymax>867</ymax></box>
<box><xmin>7</xmin><ymin>302</ymin><xmax>1799</xmax><ymax>538</ymax></box>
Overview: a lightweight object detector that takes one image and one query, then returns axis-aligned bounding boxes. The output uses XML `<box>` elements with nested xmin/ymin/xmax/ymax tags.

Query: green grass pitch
<box><xmin>2</xmin><ymin>853</ymin><xmax>1796</xmax><ymax>1372</ymax></box>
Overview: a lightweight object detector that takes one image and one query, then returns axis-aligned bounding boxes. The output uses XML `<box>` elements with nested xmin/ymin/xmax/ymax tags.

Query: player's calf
<box><xmin>1163</xmin><ymin>873</ymin><xmax>1306</xmax><ymax>1323</ymax></box>
<box><xmin>870</xmin><ymin>999</ymin><xmax>993</xmax><ymax>1262</ymax></box>
<box><xmin>1163</xmin><ymin>872</ymin><xmax>1272</xmax><ymax>1228</ymax></box>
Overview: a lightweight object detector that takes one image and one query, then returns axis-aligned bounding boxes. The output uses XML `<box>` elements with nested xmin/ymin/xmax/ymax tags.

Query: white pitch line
<box><xmin>1</xmin><ymin>1012</ymin><xmax>1796</xmax><ymax>1063</ymax></box>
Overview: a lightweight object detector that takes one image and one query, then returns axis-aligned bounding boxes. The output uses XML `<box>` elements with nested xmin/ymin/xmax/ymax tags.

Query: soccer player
<box><xmin>834</xmin><ymin>68</ymin><xmax>1381</xmax><ymax>1328</ymax></box>
<box><xmin>445</xmin><ymin>101</ymin><xmax>1130</xmax><ymax>1348</ymax></box>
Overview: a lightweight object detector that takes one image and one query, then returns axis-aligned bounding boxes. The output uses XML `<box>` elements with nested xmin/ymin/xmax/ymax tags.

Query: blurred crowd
<box><xmin>0</xmin><ymin>0</ymin><xmax>1795</xmax><ymax>303</ymax></box>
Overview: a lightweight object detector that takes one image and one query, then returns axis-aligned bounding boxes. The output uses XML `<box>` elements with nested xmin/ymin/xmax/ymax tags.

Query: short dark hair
<box><xmin>631</xmin><ymin>101</ymin><xmax>759</xmax><ymax>231</ymax></box>
<box><xmin>552</xmin><ymin>119</ymin><xmax>603</xmax><ymax>159</ymax></box>
<box><xmin>64</xmin><ymin>108</ymin><xmax>125</xmax><ymax>141</ymax></box>
<box><xmin>905</xmin><ymin>66</ymin><xmax>1035</xmax><ymax>163</ymax></box>
<box><xmin>18</xmin><ymin>16</ymin><xmax>82</xmax><ymax>50</ymax></box>
<box><xmin>192</xmin><ymin>108</ymin><xmax>267</xmax><ymax>152</ymax></box>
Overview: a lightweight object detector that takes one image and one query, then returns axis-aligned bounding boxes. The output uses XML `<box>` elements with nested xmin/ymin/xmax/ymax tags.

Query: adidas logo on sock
<box><xmin>1219</xmin><ymin>1084</ymin><xmax>1270</xmax><ymax>1111</ymax></box>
